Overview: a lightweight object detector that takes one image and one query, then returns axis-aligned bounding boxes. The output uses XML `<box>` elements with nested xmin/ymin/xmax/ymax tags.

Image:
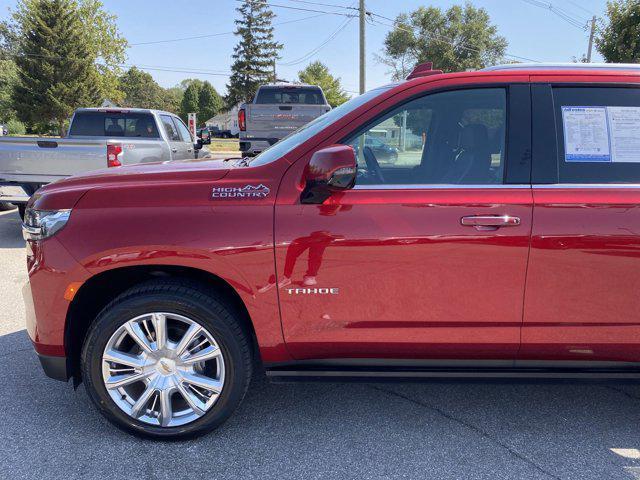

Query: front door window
<box><xmin>345</xmin><ymin>88</ymin><xmax>507</xmax><ymax>186</ymax></box>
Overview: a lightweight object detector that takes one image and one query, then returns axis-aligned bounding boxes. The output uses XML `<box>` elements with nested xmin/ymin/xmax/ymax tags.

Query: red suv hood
<box><xmin>30</xmin><ymin>158</ymin><xmax>231</xmax><ymax>211</ymax></box>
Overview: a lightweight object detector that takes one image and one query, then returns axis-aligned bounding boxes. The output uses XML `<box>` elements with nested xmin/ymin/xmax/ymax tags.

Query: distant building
<box><xmin>205</xmin><ymin>105</ymin><xmax>240</xmax><ymax>136</ymax></box>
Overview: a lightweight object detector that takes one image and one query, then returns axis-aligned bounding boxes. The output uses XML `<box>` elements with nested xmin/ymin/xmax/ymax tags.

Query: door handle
<box><xmin>171</xmin><ymin>148</ymin><xmax>178</xmax><ymax>153</ymax></box>
<box><xmin>461</xmin><ymin>215</ymin><xmax>521</xmax><ymax>231</ymax></box>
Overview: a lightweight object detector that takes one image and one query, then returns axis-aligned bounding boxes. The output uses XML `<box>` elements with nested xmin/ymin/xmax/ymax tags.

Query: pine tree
<box><xmin>226</xmin><ymin>0</ymin><xmax>282</xmax><ymax>108</ymax></box>
<box><xmin>198</xmin><ymin>81</ymin><xmax>223</xmax><ymax>123</ymax></box>
<box><xmin>13</xmin><ymin>0</ymin><xmax>100</xmax><ymax>135</ymax></box>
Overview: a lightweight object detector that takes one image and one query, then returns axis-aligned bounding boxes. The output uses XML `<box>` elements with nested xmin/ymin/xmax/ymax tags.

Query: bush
<box><xmin>6</xmin><ymin>119</ymin><xmax>26</xmax><ymax>135</ymax></box>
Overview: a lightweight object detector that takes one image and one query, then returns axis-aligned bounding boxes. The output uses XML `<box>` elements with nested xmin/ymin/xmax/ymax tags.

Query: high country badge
<box><xmin>212</xmin><ymin>184</ymin><xmax>270</xmax><ymax>199</ymax></box>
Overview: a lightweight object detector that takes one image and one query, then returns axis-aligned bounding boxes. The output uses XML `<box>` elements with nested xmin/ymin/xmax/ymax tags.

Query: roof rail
<box><xmin>482</xmin><ymin>62</ymin><xmax>640</xmax><ymax>72</ymax></box>
<box><xmin>407</xmin><ymin>62</ymin><xmax>444</xmax><ymax>80</ymax></box>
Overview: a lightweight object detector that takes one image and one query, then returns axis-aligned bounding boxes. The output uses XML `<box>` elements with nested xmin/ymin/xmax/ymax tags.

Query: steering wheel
<box><xmin>363</xmin><ymin>146</ymin><xmax>385</xmax><ymax>183</ymax></box>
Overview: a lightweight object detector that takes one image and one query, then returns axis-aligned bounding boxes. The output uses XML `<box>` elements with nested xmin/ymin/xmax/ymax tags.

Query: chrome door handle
<box><xmin>171</xmin><ymin>148</ymin><xmax>178</xmax><ymax>153</ymax></box>
<box><xmin>461</xmin><ymin>215</ymin><xmax>521</xmax><ymax>230</ymax></box>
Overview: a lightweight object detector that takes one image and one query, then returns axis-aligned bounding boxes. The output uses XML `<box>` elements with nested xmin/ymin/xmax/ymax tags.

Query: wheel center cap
<box><xmin>156</xmin><ymin>357</ymin><xmax>176</xmax><ymax>375</ymax></box>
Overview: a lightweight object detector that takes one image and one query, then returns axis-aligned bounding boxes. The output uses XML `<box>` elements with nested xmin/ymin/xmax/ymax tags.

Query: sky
<box><xmin>0</xmin><ymin>0</ymin><xmax>609</xmax><ymax>96</ymax></box>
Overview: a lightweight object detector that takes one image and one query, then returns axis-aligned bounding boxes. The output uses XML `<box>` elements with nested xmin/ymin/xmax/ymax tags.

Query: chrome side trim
<box><xmin>352</xmin><ymin>184</ymin><xmax>530</xmax><ymax>190</ymax></box>
<box><xmin>533</xmin><ymin>184</ymin><xmax>640</xmax><ymax>189</ymax></box>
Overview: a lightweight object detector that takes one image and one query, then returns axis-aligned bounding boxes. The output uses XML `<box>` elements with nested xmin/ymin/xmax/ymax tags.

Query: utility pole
<box><xmin>587</xmin><ymin>15</ymin><xmax>597</xmax><ymax>63</ymax></box>
<box><xmin>359</xmin><ymin>0</ymin><xmax>366</xmax><ymax>94</ymax></box>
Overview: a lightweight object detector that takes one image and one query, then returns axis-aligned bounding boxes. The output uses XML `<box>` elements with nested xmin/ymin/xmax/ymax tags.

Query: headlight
<box><xmin>22</xmin><ymin>208</ymin><xmax>71</xmax><ymax>241</ymax></box>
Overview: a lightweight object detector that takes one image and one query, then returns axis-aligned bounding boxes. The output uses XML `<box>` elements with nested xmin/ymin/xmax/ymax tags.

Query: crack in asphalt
<box><xmin>371</xmin><ymin>385</ymin><xmax>562</xmax><ymax>480</ymax></box>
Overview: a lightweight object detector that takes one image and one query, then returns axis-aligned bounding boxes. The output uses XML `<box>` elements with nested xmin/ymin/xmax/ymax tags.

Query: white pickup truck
<box><xmin>0</xmin><ymin>108</ymin><xmax>202</xmax><ymax>217</ymax></box>
<box><xmin>238</xmin><ymin>83</ymin><xmax>331</xmax><ymax>155</ymax></box>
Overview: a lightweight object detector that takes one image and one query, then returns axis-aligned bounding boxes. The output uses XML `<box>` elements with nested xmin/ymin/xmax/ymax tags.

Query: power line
<box><xmin>233</xmin><ymin>0</ymin><xmax>355</xmax><ymax>17</ymax></box>
<box><xmin>566</xmin><ymin>0</ymin><xmax>597</xmax><ymax>17</ymax></box>
<box><xmin>129</xmin><ymin>13</ymin><xmax>327</xmax><ymax>46</ymax></box>
<box><xmin>369</xmin><ymin>13</ymin><xmax>540</xmax><ymax>63</ymax></box>
<box><xmin>281</xmin><ymin>0</ymin><xmax>357</xmax><ymax>11</ymax></box>
<box><xmin>0</xmin><ymin>51</ymin><xmax>236</xmax><ymax>77</ymax></box>
<box><xmin>519</xmin><ymin>0</ymin><xmax>589</xmax><ymax>30</ymax></box>
<box><xmin>279</xmin><ymin>16</ymin><xmax>353</xmax><ymax>66</ymax></box>
<box><xmin>278</xmin><ymin>0</ymin><xmax>357</xmax><ymax>67</ymax></box>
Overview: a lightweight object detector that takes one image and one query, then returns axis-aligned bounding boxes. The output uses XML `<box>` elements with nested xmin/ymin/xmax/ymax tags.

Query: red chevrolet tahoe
<box><xmin>22</xmin><ymin>63</ymin><xmax>640</xmax><ymax>438</ymax></box>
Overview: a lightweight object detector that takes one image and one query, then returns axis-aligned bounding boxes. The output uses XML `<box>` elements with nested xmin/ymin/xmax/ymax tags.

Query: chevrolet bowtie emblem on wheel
<box><xmin>212</xmin><ymin>184</ymin><xmax>270</xmax><ymax>199</ymax></box>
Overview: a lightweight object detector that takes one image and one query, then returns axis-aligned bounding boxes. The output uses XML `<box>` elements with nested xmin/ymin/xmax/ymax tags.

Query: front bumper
<box><xmin>23</xmin><ymin>236</ymin><xmax>90</xmax><ymax>381</ymax></box>
<box><xmin>37</xmin><ymin>353</ymin><xmax>69</xmax><ymax>381</ymax></box>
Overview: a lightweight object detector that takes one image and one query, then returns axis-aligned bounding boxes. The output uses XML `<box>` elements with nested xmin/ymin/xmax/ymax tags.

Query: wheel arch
<box><xmin>64</xmin><ymin>264</ymin><xmax>260</xmax><ymax>384</ymax></box>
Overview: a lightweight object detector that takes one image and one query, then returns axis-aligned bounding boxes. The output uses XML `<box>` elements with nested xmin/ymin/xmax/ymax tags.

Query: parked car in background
<box><xmin>0</xmin><ymin>124</ymin><xmax>7</xmax><ymax>136</ymax></box>
<box><xmin>197</xmin><ymin>127</ymin><xmax>211</xmax><ymax>144</ymax></box>
<box><xmin>239</xmin><ymin>83</ymin><xmax>331</xmax><ymax>155</ymax></box>
<box><xmin>208</xmin><ymin>126</ymin><xmax>235</xmax><ymax>139</ymax></box>
<box><xmin>351</xmin><ymin>136</ymin><xmax>399</xmax><ymax>164</ymax></box>
<box><xmin>25</xmin><ymin>63</ymin><xmax>640</xmax><ymax>440</ymax></box>
<box><xmin>206</xmin><ymin>105</ymin><xmax>241</xmax><ymax>139</ymax></box>
<box><xmin>0</xmin><ymin>108</ymin><xmax>202</xmax><ymax>217</ymax></box>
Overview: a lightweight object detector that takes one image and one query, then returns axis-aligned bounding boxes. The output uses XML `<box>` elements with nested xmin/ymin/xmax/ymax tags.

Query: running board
<box><xmin>265</xmin><ymin>365</ymin><xmax>640</xmax><ymax>382</ymax></box>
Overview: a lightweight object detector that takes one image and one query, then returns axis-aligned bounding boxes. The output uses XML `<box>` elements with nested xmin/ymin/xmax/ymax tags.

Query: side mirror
<box><xmin>194</xmin><ymin>138</ymin><xmax>203</xmax><ymax>150</ymax></box>
<box><xmin>301</xmin><ymin>145</ymin><xmax>357</xmax><ymax>204</ymax></box>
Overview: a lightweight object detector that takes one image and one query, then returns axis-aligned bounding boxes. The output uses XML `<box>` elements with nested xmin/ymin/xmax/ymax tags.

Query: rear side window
<box><xmin>553</xmin><ymin>87</ymin><xmax>640</xmax><ymax>183</ymax></box>
<box><xmin>255</xmin><ymin>87</ymin><xmax>325</xmax><ymax>105</ymax></box>
<box><xmin>160</xmin><ymin>115</ymin><xmax>181</xmax><ymax>142</ymax></box>
<box><xmin>69</xmin><ymin>112</ymin><xmax>159</xmax><ymax>138</ymax></box>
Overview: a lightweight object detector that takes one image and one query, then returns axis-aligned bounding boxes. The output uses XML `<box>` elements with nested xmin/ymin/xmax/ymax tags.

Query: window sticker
<box><xmin>562</xmin><ymin>106</ymin><xmax>640</xmax><ymax>163</ymax></box>
<box><xmin>561</xmin><ymin>107</ymin><xmax>611</xmax><ymax>162</ymax></box>
<box><xmin>606</xmin><ymin>107</ymin><xmax>640</xmax><ymax>163</ymax></box>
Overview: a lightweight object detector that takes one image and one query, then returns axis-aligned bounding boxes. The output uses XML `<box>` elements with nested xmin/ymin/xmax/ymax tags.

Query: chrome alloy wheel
<box><xmin>101</xmin><ymin>312</ymin><xmax>225</xmax><ymax>427</ymax></box>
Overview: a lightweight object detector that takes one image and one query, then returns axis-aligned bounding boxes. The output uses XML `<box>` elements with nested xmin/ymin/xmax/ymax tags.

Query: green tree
<box><xmin>198</xmin><ymin>81</ymin><xmax>223</xmax><ymax>123</ymax></box>
<box><xmin>118</xmin><ymin>67</ymin><xmax>166</xmax><ymax>109</ymax></box>
<box><xmin>596</xmin><ymin>0</ymin><xmax>640</xmax><ymax>63</ymax></box>
<box><xmin>226</xmin><ymin>0</ymin><xmax>282</xmax><ymax>107</ymax></box>
<box><xmin>13</xmin><ymin>0</ymin><xmax>100</xmax><ymax>135</ymax></box>
<box><xmin>179</xmin><ymin>78</ymin><xmax>204</xmax><ymax>91</ymax></box>
<box><xmin>180</xmin><ymin>82</ymin><xmax>200</xmax><ymax>122</ymax></box>
<box><xmin>0</xmin><ymin>59</ymin><xmax>18</xmax><ymax>123</ymax></box>
<box><xmin>298</xmin><ymin>61</ymin><xmax>350</xmax><ymax>107</ymax></box>
<box><xmin>76</xmin><ymin>0</ymin><xmax>128</xmax><ymax>102</ymax></box>
<box><xmin>163</xmin><ymin>86</ymin><xmax>183</xmax><ymax>115</ymax></box>
<box><xmin>0</xmin><ymin>20</ymin><xmax>20</xmax><ymax>123</ymax></box>
<box><xmin>379</xmin><ymin>2</ymin><xmax>507</xmax><ymax>79</ymax></box>
<box><xmin>12</xmin><ymin>0</ymin><xmax>127</xmax><ymax>103</ymax></box>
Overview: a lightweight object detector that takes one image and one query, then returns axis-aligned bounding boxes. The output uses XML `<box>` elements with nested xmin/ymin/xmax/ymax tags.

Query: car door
<box><xmin>274</xmin><ymin>85</ymin><xmax>533</xmax><ymax>361</ymax></box>
<box><xmin>171</xmin><ymin>116</ymin><xmax>196</xmax><ymax>159</ymax></box>
<box><xmin>159</xmin><ymin>114</ymin><xmax>184</xmax><ymax>160</ymax></box>
<box><xmin>521</xmin><ymin>82</ymin><xmax>640</xmax><ymax>363</ymax></box>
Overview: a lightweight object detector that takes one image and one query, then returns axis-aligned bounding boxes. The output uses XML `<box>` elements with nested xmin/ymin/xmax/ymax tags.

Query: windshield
<box><xmin>250</xmin><ymin>84</ymin><xmax>396</xmax><ymax>166</ymax></box>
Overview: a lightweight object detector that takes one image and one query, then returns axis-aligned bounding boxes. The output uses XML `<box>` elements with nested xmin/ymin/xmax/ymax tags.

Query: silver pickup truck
<box><xmin>238</xmin><ymin>83</ymin><xmax>331</xmax><ymax>155</ymax></box>
<box><xmin>0</xmin><ymin>108</ymin><xmax>202</xmax><ymax>216</ymax></box>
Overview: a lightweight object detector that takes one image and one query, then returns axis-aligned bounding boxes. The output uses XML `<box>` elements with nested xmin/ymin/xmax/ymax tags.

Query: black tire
<box><xmin>0</xmin><ymin>201</ymin><xmax>16</xmax><ymax>211</ymax></box>
<box><xmin>81</xmin><ymin>279</ymin><xmax>253</xmax><ymax>439</ymax></box>
<box><xmin>17</xmin><ymin>204</ymin><xmax>25</xmax><ymax>220</ymax></box>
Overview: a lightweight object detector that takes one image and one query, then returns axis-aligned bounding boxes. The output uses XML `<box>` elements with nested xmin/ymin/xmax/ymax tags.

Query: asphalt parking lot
<box><xmin>1</xmin><ymin>208</ymin><xmax>640</xmax><ymax>480</ymax></box>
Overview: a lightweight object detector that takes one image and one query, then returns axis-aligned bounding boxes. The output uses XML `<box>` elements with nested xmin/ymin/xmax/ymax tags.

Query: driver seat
<box><xmin>443</xmin><ymin>124</ymin><xmax>491</xmax><ymax>184</ymax></box>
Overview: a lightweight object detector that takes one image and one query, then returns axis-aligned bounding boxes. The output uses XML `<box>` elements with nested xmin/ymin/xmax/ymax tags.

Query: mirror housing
<box><xmin>301</xmin><ymin>145</ymin><xmax>357</xmax><ymax>204</ymax></box>
<box><xmin>194</xmin><ymin>138</ymin><xmax>204</xmax><ymax>150</ymax></box>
